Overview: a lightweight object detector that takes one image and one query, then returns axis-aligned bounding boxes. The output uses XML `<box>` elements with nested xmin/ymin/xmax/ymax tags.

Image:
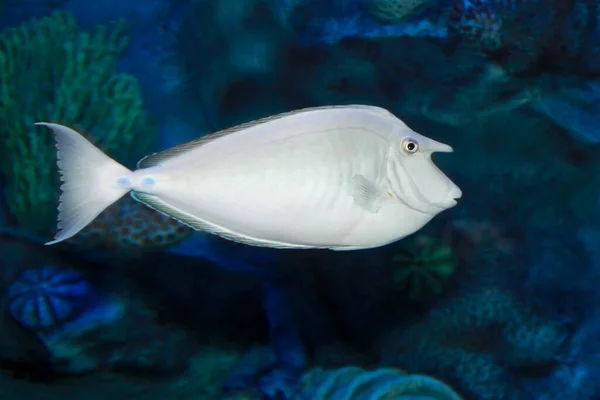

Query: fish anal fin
<box><xmin>351</xmin><ymin>174</ymin><xmax>388</xmax><ymax>213</ymax></box>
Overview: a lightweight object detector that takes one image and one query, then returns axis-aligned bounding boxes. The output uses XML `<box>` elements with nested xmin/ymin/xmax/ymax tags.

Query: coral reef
<box><xmin>376</xmin><ymin>284</ymin><xmax>568</xmax><ymax>399</ymax></box>
<box><xmin>37</xmin><ymin>278</ymin><xmax>193</xmax><ymax>376</ymax></box>
<box><xmin>6</xmin><ymin>265</ymin><xmax>101</xmax><ymax>332</ymax></box>
<box><xmin>224</xmin><ymin>364</ymin><xmax>465</xmax><ymax>400</ymax></box>
<box><xmin>447</xmin><ymin>0</ymin><xmax>599</xmax><ymax>75</ymax></box>
<box><xmin>299</xmin><ymin>366</ymin><xmax>463</xmax><ymax>400</ymax></box>
<box><xmin>0</xmin><ymin>1</ymin><xmax>597</xmax><ymax>400</ymax></box>
<box><xmin>0</xmin><ymin>11</ymin><xmax>155</xmax><ymax>237</ymax></box>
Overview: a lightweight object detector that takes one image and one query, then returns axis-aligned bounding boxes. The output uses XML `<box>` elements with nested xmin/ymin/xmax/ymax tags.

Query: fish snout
<box><xmin>444</xmin><ymin>181</ymin><xmax>462</xmax><ymax>207</ymax></box>
<box><xmin>425</xmin><ymin>137</ymin><xmax>453</xmax><ymax>153</ymax></box>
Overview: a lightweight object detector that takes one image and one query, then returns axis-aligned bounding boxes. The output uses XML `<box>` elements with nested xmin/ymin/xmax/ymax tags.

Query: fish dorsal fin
<box><xmin>137</xmin><ymin>105</ymin><xmax>382</xmax><ymax>169</ymax></box>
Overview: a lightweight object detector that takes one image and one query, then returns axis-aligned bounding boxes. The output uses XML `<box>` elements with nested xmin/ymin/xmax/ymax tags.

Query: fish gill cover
<box><xmin>0</xmin><ymin>0</ymin><xmax>598</xmax><ymax>400</ymax></box>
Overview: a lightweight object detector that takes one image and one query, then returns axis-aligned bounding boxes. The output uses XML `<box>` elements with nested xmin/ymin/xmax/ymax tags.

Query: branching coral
<box><xmin>0</xmin><ymin>11</ymin><xmax>155</xmax><ymax>236</ymax></box>
<box><xmin>376</xmin><ymin>285</ymin><xmax>568</xmax><ymax>399</ymax></box>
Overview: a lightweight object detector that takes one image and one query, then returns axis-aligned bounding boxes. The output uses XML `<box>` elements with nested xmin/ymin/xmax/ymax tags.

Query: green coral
<box><xmin>391</xmin><ymin>234</ymin><xmax>456</xmax><ymax>302</ymax></box>
<box><xmin>0</xmin><ymin>11</ymin><xmax>155</xmax><ymax>236</ymax></box>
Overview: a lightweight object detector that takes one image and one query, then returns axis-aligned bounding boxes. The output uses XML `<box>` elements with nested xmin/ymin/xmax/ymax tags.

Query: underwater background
<box><xmin>0</xmin><ymin>0</ymin><xmax>599</xmax><ymax>399</ymax></box>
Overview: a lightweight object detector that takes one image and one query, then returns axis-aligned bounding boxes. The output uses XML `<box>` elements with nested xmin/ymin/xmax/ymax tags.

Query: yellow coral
<box><xmin>0</xmin><ymin>12</ymin><xmax>155</xmax><ymax>236</ymax></box>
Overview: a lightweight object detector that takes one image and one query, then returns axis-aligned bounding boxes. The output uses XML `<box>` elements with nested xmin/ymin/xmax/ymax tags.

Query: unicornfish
<box><xmin>38</xmin><ymin>105</ymin><xmax>462</xmax><ymax>251</ymax></box>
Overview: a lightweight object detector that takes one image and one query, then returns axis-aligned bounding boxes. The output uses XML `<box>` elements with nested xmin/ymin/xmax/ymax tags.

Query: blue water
<box><xmin>0</xmin><ymin>0</ymin><xmax>599</xmax><ymax>399</ymax></box>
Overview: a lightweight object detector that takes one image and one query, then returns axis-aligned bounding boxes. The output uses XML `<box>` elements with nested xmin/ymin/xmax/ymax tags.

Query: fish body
<box><xmin>39</xmin><ymin>105</ymin><xmax>461</xmax><ymax>251</ymax></box>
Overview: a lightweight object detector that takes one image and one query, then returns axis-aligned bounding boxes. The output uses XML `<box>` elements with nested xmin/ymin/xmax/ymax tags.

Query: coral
<box><xmin>299</xmin><ymin>366</ymin><xmax>464</xmax><ymax>399</ymax></box>
<box><xmin>447</xmin><ymin>0</ymin><xmax>597</xmax><ymax>74</ymax></box>
<box><xmin>448</xmin><ymin>0</ymin><xmax>508</xmax><ymax>52</ymax></box>
<box><xmin>223</xmin><ymin>364</ymin><xmax>464</xmax><ymax>399</ymax></box>
<box><xmin>531</xmin><ymin>314</ymin><xmax>600</xmax><ymax>399</ymax></box>
<box><xmin>6</xmin><ymin>265</ymin><xmax>94</xmax><ymax>331</ymax></box>
<box><xmin>289</xmin><ymin>1</ymin><xmax>448</xmax><ymax>46</ymax></box>
<box><xmin>1</xmin><ymin>264</ymin><xmax>126</xmax><ymax>374</ymax></box>
<box><xmin>368</xmin><ymin>0</ymin><xmax>432</xmax><ymax>23</ymax></box>
<box><xmin>67</xmin><ymin>196</ymin><xmax>192</xmax><ymax>252</ymax></box>
<box><xmin>166</xmin><ymin>347</ymin><xmax>242</xmax><ymax>399</ymax></box>
<box><xmin>377</xmin><ymin>286</ymin><xmax>568</xmax><ymax>399</ymax></box>
<box><xmin>0</xmin><ymin>11</ymin><xmax>156</xmax><ymax>237</ymax></box>
<box><xmin>390</xmin><ymin>234</ymin><xmax>456</xmax><ymax>302</ymax></box>
<box><xmin>223</xmin><ymin>346</ymin><xmax>278</xmax><ymax>393</ymax></box>
<box><xmin>36</xmin><ymin>282</ymin><xmax>194</xmax><ymax>376</ymax></box>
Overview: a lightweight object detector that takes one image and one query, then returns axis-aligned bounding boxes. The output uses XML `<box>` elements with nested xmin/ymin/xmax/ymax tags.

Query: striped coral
<box><xmin>390</xmin><ymin>234</ymin><xmax>456</xmax><ymax>302</ymax></box>
<box><xmin>223</xmin><ymin>364</ymin><xmax>464</xmax><ymax>399</ymax></box>
<box><xmin>299</xmin><ymin>366</ymin><xmax>464</xmax><ymax>399</ymax></box>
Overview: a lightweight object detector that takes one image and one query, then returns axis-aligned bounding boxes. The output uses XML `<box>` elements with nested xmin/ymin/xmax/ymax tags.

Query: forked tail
<box><xmin>36</xmin><ymin>123</ymin><xmax>132</xmax><ymax>245</ymax></box>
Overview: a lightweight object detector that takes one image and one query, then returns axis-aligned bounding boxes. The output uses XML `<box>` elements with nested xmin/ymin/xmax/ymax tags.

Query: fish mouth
<box><xmin>428</xmin><ymin>180</ymin><xmax>462</xmax><ymax>208</ymax></box>
<box><xmin>397</xmin><ymin>171</ymin><xmax>461</xmax><ymax>213</ymax></box>
<box><xmin>444</xmin><ymin>180</ymin><xmax>463</xmax><ymax>207</ymax></box>
<box><xmin>396</xmin><ymin>172</ymin><xmax>447</xmax><ymax>214</ymax></box>
<box><xmin>388</xmin><ymin>149</ymin><xmax>461</xmax><ymax>214</ymax></box>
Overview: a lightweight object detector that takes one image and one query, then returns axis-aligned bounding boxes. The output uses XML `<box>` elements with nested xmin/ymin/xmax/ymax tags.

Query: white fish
<box><xmin>38</xmin><ymin>105</ymin><xmax>461</xmax><ymax>251</ymax></box>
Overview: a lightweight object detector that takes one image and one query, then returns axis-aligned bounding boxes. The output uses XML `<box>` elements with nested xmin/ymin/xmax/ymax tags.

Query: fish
<box><xmin>37</xmin><ymin>104</ymin><xmax>461</xmax><ymax>251</ymax></box>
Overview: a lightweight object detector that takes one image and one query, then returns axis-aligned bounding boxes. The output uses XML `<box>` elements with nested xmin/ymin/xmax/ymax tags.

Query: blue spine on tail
<box><xmin>6</xmin><ymin>265</ymin><xmax>94</xmax><ymax>331</ymax></box>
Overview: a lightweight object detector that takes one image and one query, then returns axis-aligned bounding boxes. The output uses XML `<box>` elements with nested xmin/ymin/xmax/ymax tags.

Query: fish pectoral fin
<box><xmin>351</xmin><ymin>174</ymin><xmax>387</xmax><ymax>213</ymax></box>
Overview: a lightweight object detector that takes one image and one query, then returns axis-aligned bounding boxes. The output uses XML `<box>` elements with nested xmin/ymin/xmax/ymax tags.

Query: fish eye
<box><xmin>401</xmin><ymin>138</ymin><xmax>419</xmax><ymax>154</ymax></box>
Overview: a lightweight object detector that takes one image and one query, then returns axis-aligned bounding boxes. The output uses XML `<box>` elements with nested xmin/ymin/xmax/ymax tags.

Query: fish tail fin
<box><xmin>36</xmin><ymin>122</ymin><xmax>132</xmax><ymax>246</ymax></box>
